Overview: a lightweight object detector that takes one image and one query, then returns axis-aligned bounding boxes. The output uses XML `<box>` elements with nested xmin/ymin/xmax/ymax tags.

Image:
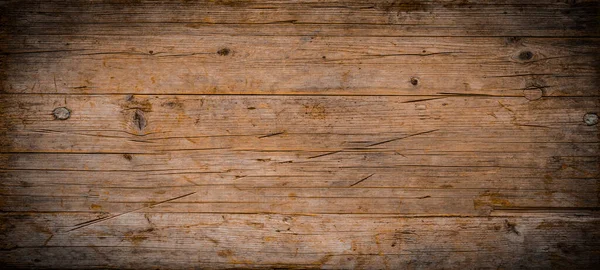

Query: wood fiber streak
<box><xmin>0</xmin><ymin>0</ymin><xmax>599</xmax><ymax>269</ymax></box>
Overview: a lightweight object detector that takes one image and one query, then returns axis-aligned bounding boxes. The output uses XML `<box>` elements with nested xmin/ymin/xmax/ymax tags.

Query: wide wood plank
<box><xmin>2</xmin><ymin>36</ymin><xmax>599</xmax><ymax>95</ymax></box>
<box><xmin>1</xmin><ymin>94</ymin><xmax>598</xmax><ymax>151</ymax></box>
<box><xmin>0</xmin><ymin>95</ymin><xmax>597</xmax><ymax>216</ymax></box>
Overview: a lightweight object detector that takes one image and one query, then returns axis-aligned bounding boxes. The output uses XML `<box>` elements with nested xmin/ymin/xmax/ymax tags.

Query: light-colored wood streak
<box><xmin>1</xmin><ymin>0</ymin><xmax>599</xmax><ymax>269</ymax></box>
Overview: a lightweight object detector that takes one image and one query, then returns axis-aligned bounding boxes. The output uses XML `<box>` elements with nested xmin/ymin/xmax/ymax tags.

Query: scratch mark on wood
<box><xmin>68</xmin><ymin>192</ymin><xmax>196</xmax><ymax>232</ymax></box>
<box><xmin>307</xmin><ymin>150</ymin><xmax>343</xmax><ymax>159</ymax></box>
<box><xmin>497</xmin><ymin>101</ymin><xmax>514</xmax><ymax>113</ymax></box>
<box><xmin>258</xmin><ymin>131</ymin><xmax>285</xmax><ymax>138</ymax></box>
<box><xmin>266</xmin><ymin>20</ymin><xmax>298</xmax><ymax>24</ymax></box>
<box><xmin>350</xmin><ymin>173</ymin><xmax>375</xmax><ymax>187</ymax></box>
<box><xmin>437</xmin><ymin>92</ymin><xmax>495</xmax><ymax>97</ymax></box>
<box><xmin>515</xmin><ymin>124</ymin><xmax>551</xmax><ymax>128</ymax></box>
<box><xmin>184</xmin><ymin>178</ymin><xmax>202</xmax><ymax>186</ymax></box>
<box><xmin>402</xmin><ymin>97</ymin><xmax>447</xmax><ymax>103</ymax></box>
<box><xmin>53</xmin><ymin>75</ymin><xmax>58</xmax><ymax>92</ymax></box>
<box><xmin>485</xmin><ymin>73</ymin><xmax>555</xmax><ymax>78</ymax></box>
<box><xmin>0</xmin><ymin>49</ymin><xmax>87</xmax><ymax>55</ymax></box>
<box><xmin>43</xmin><ymin>234</ymin><xmax>54</xmax><ymax>246</ymax></box>
<box><xmin>367</xmin><ymin>129</ymin><xmax>438</xmax><ymax>147</ymax></box>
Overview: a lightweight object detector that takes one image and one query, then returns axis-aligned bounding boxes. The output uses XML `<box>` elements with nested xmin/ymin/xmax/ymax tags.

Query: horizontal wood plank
<box><xmin>2</xmin><ymin>36</ymin><xmax>599</xmax><ymax>95</ymax></box>
<box><xmin>0</xmin><ymin>94</ymin><xmax>597</xmax><ymax>216</ymax></box>
<box><xmin>1</xmin><ymin>213</ymin><xmax>599</xmax><ymax>268</ymax></box>
<box><xmin>2</xmin><ymin>0</ymin><xmax>599</xmax><ymax>37</ymax></box>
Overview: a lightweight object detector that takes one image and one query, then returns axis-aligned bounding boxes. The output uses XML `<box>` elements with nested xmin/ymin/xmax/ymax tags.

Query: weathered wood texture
<box><xmin>1</xmin><ymin>0</ymin><xmax>599</xmax><ymax>269</ymax></box>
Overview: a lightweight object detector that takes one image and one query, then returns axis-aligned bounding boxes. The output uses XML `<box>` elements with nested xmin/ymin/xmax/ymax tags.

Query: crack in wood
<box><xmin>67</xmin><ymin>192</ymin><xmax>196</xmax><ymax>232</ymax></box>
<box><xmin>349</xmin><ymin>173</ymin><xmax>375</xmax><ymax>187</ymax></box>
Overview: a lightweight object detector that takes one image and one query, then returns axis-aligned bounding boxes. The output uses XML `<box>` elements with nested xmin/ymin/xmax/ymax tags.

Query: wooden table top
<box><xmin>1</xmin><ymin>1</ymin><xmax>599</xmax><ymax>268</ymax></box>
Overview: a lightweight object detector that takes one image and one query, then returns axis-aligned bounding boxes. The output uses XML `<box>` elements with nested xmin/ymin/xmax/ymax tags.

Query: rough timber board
<box><xmin>1</xmin><ymin>0</ymin><xmax>599</xmax><ymax>269</ymax></box>
<box><xmin>1</xmin><ymin>37</ymin><xmax>599</xmax><ymax>96</ymax></box>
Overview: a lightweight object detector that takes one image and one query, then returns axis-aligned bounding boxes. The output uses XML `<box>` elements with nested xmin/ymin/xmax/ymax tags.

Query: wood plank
<box><xmin>0</xmin><ymin>95</ymin><xmax>597</xmax><ymax>215</ymax></box>
<box><xmin>1</xmin><ymin>94</ymin><xmax>598</xmax><ymax>152</ymax></box>
<box><xmin>2</xmin><ymin>36</ymin><xmax>599</xmax><ymax>95</ymax></box>
<box><xmin>1</xmin><ymin>170</ymin><xmax>597</xmax><ymax>215</ymax></box>
<box><xmin>2</xmin><ymin>0</ymin><xmax>599</xmax><ymax>37</ymax></box>
<box><xmin>1</xmin><ymin>213</ymin><xmax>599</xmax><ymax>268</ymax></box>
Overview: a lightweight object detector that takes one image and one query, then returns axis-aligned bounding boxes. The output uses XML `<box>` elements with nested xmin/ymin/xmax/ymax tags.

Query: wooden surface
<box><xmin>1</xmin><ymin>0</ymin><xmax>599</xmax><ymax>269</ymax></box>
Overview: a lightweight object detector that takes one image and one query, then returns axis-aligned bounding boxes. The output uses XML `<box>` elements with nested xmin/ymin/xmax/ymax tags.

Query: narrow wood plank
<box><xmin>2</xmin><ymin>94</ymin><xmax>598</xmax><ymax>152</ymax></box>
<box><xmin>1</xmin><ymin>170</ymin><xmax>597</xmax><ymax>215</ymax></box>
<box><xmin>1</xmin><ymin>213</ymin><xmax>598</xmax><ymax>269</ymax></box>
<box><xmin>2</xmin><ymin>0</ymin><xmax>599</xmax><ymax>37</ymax></box>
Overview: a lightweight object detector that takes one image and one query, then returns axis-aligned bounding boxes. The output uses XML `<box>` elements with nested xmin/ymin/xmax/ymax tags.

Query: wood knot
<box><xmin>217</xmin><ymin>48</ymin><xmax>230</xmax><ymax>56</ymax></box>
<box><xmin>133</xmin><ymin>109</ymin><xmax>147</xmax><ymax>131</ymax></box>
<box><xmin>524</xmin><ymin>80</ymin><xmax>546</xmax><ymax>100</ymax></box>
<box><xmin>504</xmin><ymin>36</ymin><xmax>521</xmax><ymax>45</ymax></box>
<box><xmin>523</xmin><ymin>88</ymin><xmax>543</xmax><ymax>101</ymax></box>
<box><xmin>518</xmin><ymin>50</ymin><xmax>533</xmax><ymax>61</ymax></box>
<box><xmin>583</xmin><ymin>113</ymin><xmax>598</xmax><ymax>126</ymax></box>
<box><xmin>52</xmin><ymin>107</ymin><xmax>71</xmax><ymax>120</ymax></box>
<box><xmin>410</xmin><ymin>77</ymin><xmax>419</xmax><ymax>86</ymax></box>
<box><xmin>504</xmin><ymin>219</ymin><xmax>520</xmax><ymax>235</ymax></box>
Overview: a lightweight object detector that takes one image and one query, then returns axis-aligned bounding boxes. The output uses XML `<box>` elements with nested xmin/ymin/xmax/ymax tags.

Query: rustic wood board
<box><xmin>1</xmin><ymin>0</ymin><xmax>599</xmax><ymax>269</ymax></box>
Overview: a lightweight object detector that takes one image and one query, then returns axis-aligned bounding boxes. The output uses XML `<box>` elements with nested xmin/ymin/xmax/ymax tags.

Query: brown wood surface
<box><xmin>1</xmin><ymin>0</ymin><xmax>599</xmax><ymax>269</ymax></box>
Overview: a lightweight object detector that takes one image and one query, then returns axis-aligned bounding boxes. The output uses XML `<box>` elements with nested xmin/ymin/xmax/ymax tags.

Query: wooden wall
<box><xmin>1</xmin><ymin>0</ymin><xmax>599</xmax><ymax>268</ymax></box>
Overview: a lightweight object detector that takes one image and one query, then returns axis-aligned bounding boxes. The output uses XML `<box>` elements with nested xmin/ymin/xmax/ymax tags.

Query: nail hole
<box><xmin>217</xmin><ymin>48</ymin><xmax>230</xmax><ymax>56</ymax></box>
<box><xmin>583</xmin><ymin>113</ymin><xmax>598</xmax><ymax>126</ymax></box>
<box><xmin>518</xmin><ymin>51</ymin><xmax>533</xmax><ymax>61</ymax></box>
<box><xmin>52</xmin><ymin>107</ymin><xmax>71</xmax><ymax>120</ymax></box>
<box><xmin>410</xmin><ymin>77</ymin><xmax>419</xmax><ymax>86</ymax></box>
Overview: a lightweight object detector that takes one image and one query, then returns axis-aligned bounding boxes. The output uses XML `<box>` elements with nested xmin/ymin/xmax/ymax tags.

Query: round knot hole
<box><xmin>217</xmin><ymin>48</ymin><xmax>231</xmax><ymax>56</ymax></box>
<box><xmin>583</xmin><ymin>113</ymin><xmax>598</xmax><ymax>126</ymax></box>
<box><xmin>52</xmin><ymin>107</ymin><xmax>71</xmax><ymax>120</ymax></box>
<box><xmin>410</xmin><ymin>77</ymin><xmax>419</xmax><ymax>86</ymax></box>
<box><xmin>518</xmin><ymin>51</ymin><xmax>533</xmax><ymax>61</ymax></box>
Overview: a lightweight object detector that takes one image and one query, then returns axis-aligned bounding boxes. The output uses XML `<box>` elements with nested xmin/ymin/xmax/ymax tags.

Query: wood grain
<box><xmin>2</xmin><ymin>36</ymin><xmax>599</xmax><ymax>96</ymax></box>
<box><xmin>1</xmin><ymin>213</ymin><xmax>599</xmax><ymax>269</ymax></box>
<box><xmin>1</xmin><ymin>0</ymin><xmax>599</xmax><ymax>269</ymax></box>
